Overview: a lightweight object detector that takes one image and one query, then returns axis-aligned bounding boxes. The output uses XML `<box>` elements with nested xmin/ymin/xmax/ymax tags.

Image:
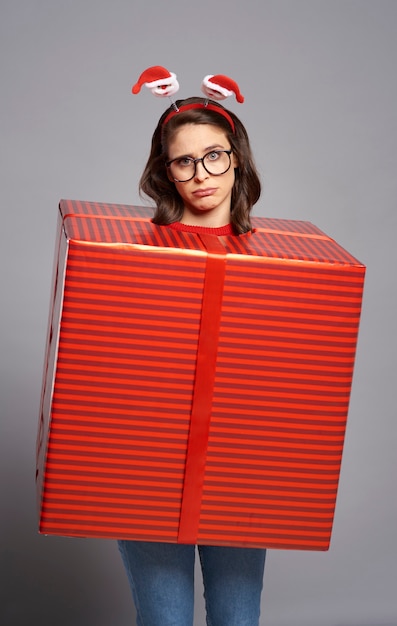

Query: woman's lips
<box><xmin>193</xmin><ymin>188</ymin><xmax>217</xmax><ymax>197</ymax></box>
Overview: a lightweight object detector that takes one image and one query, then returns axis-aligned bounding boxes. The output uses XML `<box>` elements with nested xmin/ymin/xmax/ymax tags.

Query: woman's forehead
<box><xmin>167</xmin><ymin>123</ymin><xmax>229</xmax><ymax>155</ymax></box>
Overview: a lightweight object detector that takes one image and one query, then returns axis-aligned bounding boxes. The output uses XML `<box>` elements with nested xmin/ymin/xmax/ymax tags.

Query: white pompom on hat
<box><xmin>201</xmin><ymin>74</ymin><xmax>244</xmax><ymax>103</ymax></box>
<box><xmin>132</xmin><ymin>66</ymin><xmax>179</xmax><ymax>97</ymax></box>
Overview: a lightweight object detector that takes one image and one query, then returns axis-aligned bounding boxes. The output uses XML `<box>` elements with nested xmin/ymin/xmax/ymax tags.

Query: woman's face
<box><xmin>166</xmin><ymin>123</ymin><xmax>238</xmax><ymax>227</ymax></box>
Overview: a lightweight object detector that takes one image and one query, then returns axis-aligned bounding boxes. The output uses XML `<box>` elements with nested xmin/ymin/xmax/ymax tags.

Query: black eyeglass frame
<box><xmin>165</xmin><ymin>150</ymin><xmax>233</xmax><ymax>183</ymax></box>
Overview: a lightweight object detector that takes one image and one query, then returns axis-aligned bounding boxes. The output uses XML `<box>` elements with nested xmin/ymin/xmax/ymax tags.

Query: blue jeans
<box><xmin>118</xmin><ymin>540</ymin><xmax>266</xmax><ymax>626</ymax></box>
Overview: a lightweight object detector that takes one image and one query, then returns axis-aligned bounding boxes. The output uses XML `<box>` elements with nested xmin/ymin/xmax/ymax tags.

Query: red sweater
<box><xmin>168</xmin><ymin>222</ymin><xmax>235</xmax><ymax>236</ymax></box>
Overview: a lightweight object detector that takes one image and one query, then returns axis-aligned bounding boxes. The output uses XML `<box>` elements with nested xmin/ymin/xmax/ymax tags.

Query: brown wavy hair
<box><xmin>139</xmin><ymin>97</ymin><xmax>261</xmax><ymax>234</ymax></box>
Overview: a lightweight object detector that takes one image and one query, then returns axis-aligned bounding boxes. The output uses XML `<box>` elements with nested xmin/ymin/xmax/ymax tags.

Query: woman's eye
<box><xmin>207</xmin><ymin>151</ymin><xmax>220</xmax><ymax>161</ymax></box>
<box><xmin>178</xmin><ymin>158</ymin><xmax>193</xmax><ymax>167</ymax></box>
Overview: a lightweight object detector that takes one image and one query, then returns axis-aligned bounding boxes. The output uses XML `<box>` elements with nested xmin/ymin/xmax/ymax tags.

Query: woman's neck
<box><xmin>180</xmin><ymin>205</ymin><xmax>231</xmax><ymax>229</ymax></box>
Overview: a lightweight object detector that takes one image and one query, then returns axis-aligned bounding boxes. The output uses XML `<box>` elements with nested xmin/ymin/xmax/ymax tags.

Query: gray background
<box><xmin>1</xmin><ymin>1</ymin><xmax>396</xmax><ymax>624</ymax></box>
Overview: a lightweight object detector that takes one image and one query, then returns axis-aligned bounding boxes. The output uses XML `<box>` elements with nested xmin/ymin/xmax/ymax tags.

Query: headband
<box><xmin>162</xmin><ymin>102</ymin><xmax>236</xmax><ymax>132</ymax></box>
<box><xmin>132</xmin><ymin>66</ymin><xmax>244</xmax><ymax>133</ymax></box>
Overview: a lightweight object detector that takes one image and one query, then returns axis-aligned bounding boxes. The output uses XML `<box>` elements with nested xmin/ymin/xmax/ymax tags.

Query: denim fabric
<box><xmin>118</xmin><ymin>540</ymin><xmax>266</xmax><ymax>626</ymax></box>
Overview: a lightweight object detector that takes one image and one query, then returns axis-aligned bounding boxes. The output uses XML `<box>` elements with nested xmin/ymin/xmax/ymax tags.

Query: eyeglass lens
<box><xmin>168</xmin><ymin>150</ymin><xmax>231</xmax><ymax>182</ymax></box>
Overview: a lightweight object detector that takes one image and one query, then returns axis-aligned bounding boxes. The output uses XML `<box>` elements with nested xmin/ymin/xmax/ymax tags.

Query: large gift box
<box><xmin>36</xmin><ymin>199</ymin><xmax>365</xmax><ymax>550</ymax></box>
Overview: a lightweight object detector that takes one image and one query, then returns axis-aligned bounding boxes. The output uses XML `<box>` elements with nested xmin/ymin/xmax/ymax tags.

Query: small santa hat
<box><xmin>201</xmin><ymin>74</ymin><xmax>244</xmax><ymax>103</ymax></box>
<box><xmin>132</xmin><ymin>65</ymin><xmax>179</xmax><ymax>96</ymax></box>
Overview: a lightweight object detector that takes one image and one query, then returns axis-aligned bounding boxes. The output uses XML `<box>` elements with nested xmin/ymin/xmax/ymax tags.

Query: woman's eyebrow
<box><xmin>203</xmin><ymin>144</ymin><xmax>226</xmax><ymax>152</ymax></box>
<box><xmin>170</xmin><ymin>144</ymin><xmax>227</xmax><ymax>160</ymax></box>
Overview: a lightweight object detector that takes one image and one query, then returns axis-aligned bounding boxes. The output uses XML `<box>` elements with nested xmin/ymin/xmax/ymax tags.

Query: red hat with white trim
<box><xmin>132</xmin><ymin>66</ymin><xmax>179</xmax><ymax>97</ymax></box>
<box><xmin>201</xmin><ymin>74</ymin><xmax>244</xmax><ymax>103</ymax></box>
<box><xmin>132</xmin><ymin>67</ymin><xmax>244</xmax><ymax>131</ymax></box>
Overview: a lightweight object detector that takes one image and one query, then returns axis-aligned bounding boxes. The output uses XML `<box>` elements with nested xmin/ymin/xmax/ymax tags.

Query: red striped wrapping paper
<box><xmin>36</xmin><ymin>199</ymin><xmax>365</xmax><ymax>550</ymax></box>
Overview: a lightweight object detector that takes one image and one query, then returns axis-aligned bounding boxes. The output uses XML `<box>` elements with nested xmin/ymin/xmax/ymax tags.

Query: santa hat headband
<box><xmin>162</xmin><ymin>102</ymin><xmax>236</xmax><ymax>132</ymax></box>
<box><xmin>132</xmin><ymin>66</ymin><xmax>244</xmax><ymax>132</ymax></box>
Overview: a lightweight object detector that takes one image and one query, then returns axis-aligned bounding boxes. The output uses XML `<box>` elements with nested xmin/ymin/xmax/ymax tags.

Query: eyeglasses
<box><xmin>166</xmin><ymin>150</ymin><xmax>233</xmax><ymax>182</ymax></box>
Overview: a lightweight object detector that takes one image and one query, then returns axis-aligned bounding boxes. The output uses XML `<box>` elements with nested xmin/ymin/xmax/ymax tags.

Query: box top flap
<box><xmin>59</xmin><ymin>199</ymin><xmax>365</xmax><ymax>268</ymax></box>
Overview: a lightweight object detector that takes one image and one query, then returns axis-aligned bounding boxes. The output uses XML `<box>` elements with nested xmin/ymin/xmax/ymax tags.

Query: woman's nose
<box><xmin>194</xmin><ymin>159</ymin><xmax>209</xmax><ymax>181</ymax></box>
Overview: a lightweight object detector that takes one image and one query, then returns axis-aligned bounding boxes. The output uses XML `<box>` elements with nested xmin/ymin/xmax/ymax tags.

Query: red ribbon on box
<box><xmin>177</xmin><ymin>234</ymin><xmax>227</xmax><ymax>544</ymax></box>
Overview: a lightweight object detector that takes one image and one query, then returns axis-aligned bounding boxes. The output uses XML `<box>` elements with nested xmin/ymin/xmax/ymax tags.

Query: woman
<box><xmin>118</xmin><ymin>92</ymin><xmax>266</xmax><ymax>626</ymax></box>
